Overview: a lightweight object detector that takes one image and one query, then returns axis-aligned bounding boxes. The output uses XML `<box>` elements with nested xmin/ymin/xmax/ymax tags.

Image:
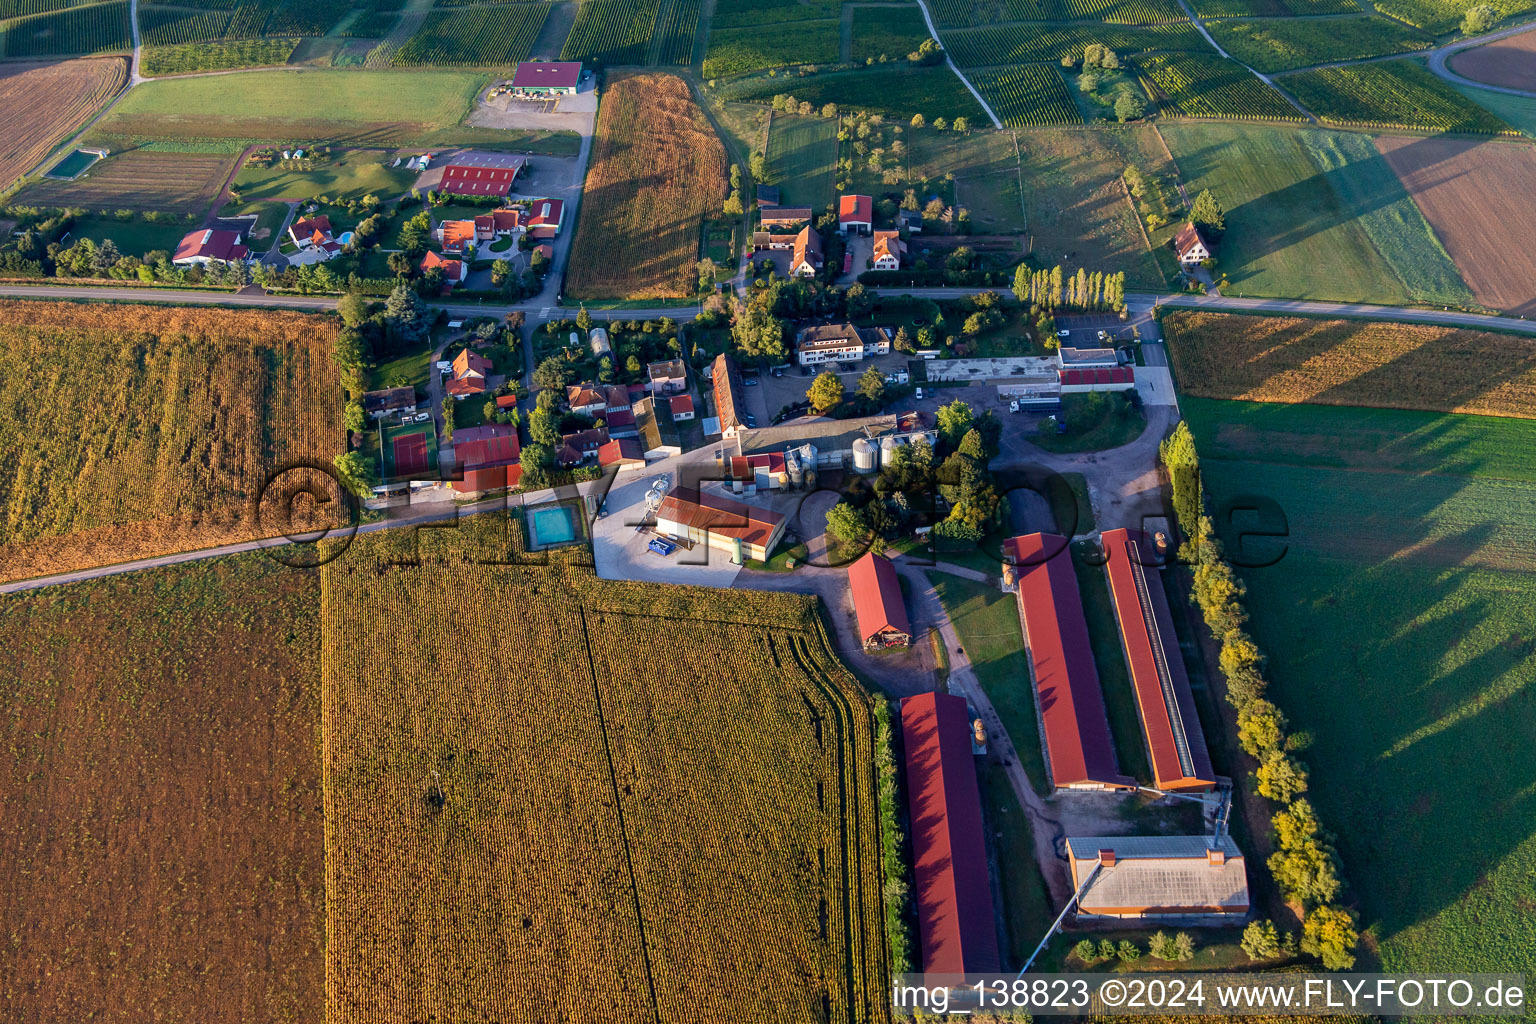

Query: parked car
<box><xmin>1056</xmin><ymin>329</ymin><xmax>1071</xmax><ymax>338</ymax></box>
<box><xmin>744</xmin><ymin>378</ymin><xmax>759</xmax><ymax>387</ymax></box>
<box><xmin>915</xmin><ymin>387</ymin><xmax>924</xmax><ymax>400</ymax></box>
<box><xmin>414</xmin><ymin>412</ymin><xmax>431</xmax><ymax>422</ymax></box>
<box><xmin>648</xmin><ymin>537</ymin><xmax>676</xmax><ymax>556</ymax></box>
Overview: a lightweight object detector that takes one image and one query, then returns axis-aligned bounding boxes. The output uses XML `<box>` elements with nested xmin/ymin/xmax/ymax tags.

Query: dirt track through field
<box><xmin>1376</xmin><ymin>135</ymin><xmax>1536</xmax><ymax>317</ymax></box>
<box><xmin>1448</xmin><ymin>26</ymin><xmax>1536</xmax><ymax>92</ymax></box>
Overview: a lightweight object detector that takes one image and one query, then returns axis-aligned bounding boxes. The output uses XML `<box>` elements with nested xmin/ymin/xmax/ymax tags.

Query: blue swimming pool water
<box><xmin>530</xmin><ymin>506</ymin><xmax>576</xmax><ymax>545</ymax></box>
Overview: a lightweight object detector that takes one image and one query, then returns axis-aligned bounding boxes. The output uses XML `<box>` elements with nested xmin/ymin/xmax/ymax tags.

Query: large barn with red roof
<box><xmin>901</xmin><ymin>691</ymin><xmax>1000</xmax><ymax>975</ymax></box>
<box><xmin>847</xmin><ymin>551</ymin><xmax>911</xmax><ymax>650</ymax></box>
<box><xmin>1101</xmin><ymin>528</ymin><xmax>1217</xmax><ymax>793</ymax></box>
<box><xmin>1005</xmin><ymin>533</ymin><xmax>1135</xmax><ymax>792</ymax></box>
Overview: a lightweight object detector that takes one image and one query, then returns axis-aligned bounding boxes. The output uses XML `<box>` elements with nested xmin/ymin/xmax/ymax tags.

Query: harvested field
<box><xmin>1164</xmin><ymin>311</ymin><xmax>1536</xmax><ymax>417</ymax></box>
<box><xmin>321</xmin><ymin>533</ymin><xmax>891</xmax><ymax>1024</ymax></box>
<box><xmin>1376</xmin><ymin>135</ymin><xmax>1536</xmax><ymax>316</ymax></box>
<box><xmin>0</xmin><ymin>57</ymin><xmax>125</xmax><ymax>191</ymax></box>
<box><xmin>16</xmin><ymin>149</ymin><xmax>237</xmax><ymax>211</ymax></box>
<box><xmin>1449</xmin><ymin>26</ymin><xmax>1536</xmax><ymax>92</ymax></box>
<box><xmin>0</xmin><ymin>300</ymin><xmax>343</xmax><ymax>585</ymax></box>
<box><xmin>566</xmin><ymin>73</ymin><xmax>727</xmax><ymax>300</ymax></box>
<box><xmin>0</xmin><ymin>555</ymin><xmax>324</xmax><ymax>1024</ymax></box>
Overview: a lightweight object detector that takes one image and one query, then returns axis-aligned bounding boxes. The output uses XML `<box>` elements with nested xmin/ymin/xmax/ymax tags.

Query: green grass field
<box><xmin>1160</xmin><ymin>123</ymin><xmax>1419</xmax><ymax>304</ymax></box>
<box><xmin>702</xmin><ymin>19</ymin><xmax>839</xmax><ymax>77</ymax></box>
<box><xmin>976</xmin><ymin>762</ymin><xmax>1054</xmax><ymax>967</ymax></box>
<box><xmin>1205</xmin><ymin>15</ymin><xmax>1431</xmax><ymax>74</ymax></box>
<box><xmin>1183</xmin><ymin>397</ymin><xmax>1536</xmax><ymax>978</ymax></box>
<box><xmin>67</xmin><ymin>214</ymin><xmax>191</xmax><ymax>255</ymax></box>
<box><xmin>929</xmin><ymin>573</ymin><xmax>1050</xmax><ymax>796</ymax></box>
<box><xmin>763</xmin><ymin>112</ymin><xmax>838</xmax><ymax>211</ymax></box>
<box><xmin>850</xmin><ymin>6</ymin><xmax>931</xmax><ymax>62</ymax></box>
<box><xmin>728</xmin><ymin>64</ymin><xmax>986</xmax><ymax>122</ymax></box>
<box><xmin>1450</xmin><ymin>82</ymin><xmax>1536</xmax><ymax>139</ymax></box>
<box><xmin>907</xmin><ymin>128</ymin><xmax>1030</xmax><ymax>234</ymax></box>
<box><xmin>235</xmin><ymin>149</ymin><xmax>416</xmax><ymax>203</ymax></box>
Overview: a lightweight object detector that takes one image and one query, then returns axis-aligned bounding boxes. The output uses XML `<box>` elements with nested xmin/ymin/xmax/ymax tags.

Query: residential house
<box><xmin>362</xmin><ymin>386</ymin><xmax>417</xmax><ymax>420</ymax></box>
<box><xmin>711</xmin><ymin>353</ymin><xmax>746</xmax><ymax>439</ymax></box>
<box><xmin>838</xmin><ymin>194</ymin><xmax>873</xmax><ymax>235</ymax></box>
<box><xmin>437</xmin><ymin>151</ymin><xmax>526</xmax><ymax>197</ymax></box>
<box><xmin>450</xmin><ymin>423</ymin><xmax>521</xmax><ymax>494</ymax></box>
<box><xmin>289</xmin><ymin>215</ymin><xmax>341</xmax><ymax>259</ymax></box>
<box><xmin>473</xmin><ymin>208</ymin><xmax>523</xmax><ymax>243</ymax></box>
<box><xmin>760</xmin><ymin>206</ymin><xmax>812</xmax><ymax>230</ymax></box>
<box><xmin>1174</xmin><ymin>222</ymin><xmax>1211</xmax><ymax>266</ymax></box>
<box><xmin>790</xmin><ymin>225</ymin><xmax>823</xmax><ymax>277</ymax></box>
<box><xmin>897</xmin><ymin>209</ymin><xmax>923</xmax><ymax>233</ymax></box>
<box><xmin>510</xmin><ymin>60</ymin><xmax>582</xmax><ymax>95</ymax></box>
<box><xmin>597</xmin><ymin>437</ymin><xmax>646</xmax><ymax>470</ymax></box>
<box><xmin>647</xmin><ymin>358</ymin><xmax>688</xmax><ymax>394</ymax></box>
<box><xmin>172</xmin><ymin>229</ymin><xmax>249</xmax><ymax>267</ymax></box>
<box><xmin>445</xmin><ymin>348</ymin><xmax>493</xmax><ymax>398</ymax></box>
<box><xmin>795</xmin><ymin>323</ymin><xmax>890</xmax><ymax>367</ymax></box>
<box><xmin>526</xmin><ymin>198</ymin><xmax>565</xmax><ymax>240</ymax></box>
<box><xmin>556</xmin><ymin>427</ymin><xmax>609</xmax><ymax>467</ymax></box>
<box><xmin>420</xmin><ymin>249</ymin><xmax>466</xmax><ymax>285</ymax></box>
<box><xmin>752</xmin><ymin>231</ymin><xmax>798</xmax><ymax>251</ymax></box>
<box><xmin>435</xmin><ymin>219</ymin><xmax>478</xmax><ymax>254</ymax></box>
<box><xmin>566</xmin><ymin>383</ymin><xmax>606</xmax><ymax>416</ymax></box>
<box><xmin>669</xmin><ymin>394</ymin><xmax>695</xmax><ymax>421</ymax></box>
<box><xmin>871</xmin><ymin>230</ymin><xmax>905</xmax><ymax>270</ymax></box>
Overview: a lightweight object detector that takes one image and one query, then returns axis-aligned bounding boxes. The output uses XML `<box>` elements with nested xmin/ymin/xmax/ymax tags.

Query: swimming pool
<box><xmin>337</xmin><ymin>231</ymin><xmax>355</xmax><ymax>245</ymax></box>
<box><xmin>528</xmin><ymin>505</ymin><xmax>577</xmax><ymax>548</ymax></box>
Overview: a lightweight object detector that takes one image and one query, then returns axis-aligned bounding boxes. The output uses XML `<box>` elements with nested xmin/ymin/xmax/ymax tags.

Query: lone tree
<box><xmin>1190</xmin><ymin>189</ymin><xmax>1226</xmax><ymax>239</ymax></box>
<box><xmin>1241</xmin><ymin>920</ymin><xmax>1283</xmax><ymax>961</ymax></box>
<box><xmin>808</xmin><ymin>371</ymin><xmax>845</xmax><ymax>413</ymax></box>
<box><xmin>857</xmin><ymin>367</ymin><xmax>886</xmax><ymax>403</ymax></box>
<box><xmin>1462</xmin><ymin>3</ymin><xmax>1497</xmax><ymax>33</ymax></box>
<box><xmin>1115</xmin><ymin>92</ymin><xmax>1148</xmax><ymax>122</ymax></box>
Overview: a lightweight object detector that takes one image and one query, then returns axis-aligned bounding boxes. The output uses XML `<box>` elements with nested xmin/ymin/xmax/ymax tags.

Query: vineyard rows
<box><xmin>649</xmin><ymin>0</ymin><xmax>699</xmax><ymax>64</ymax></box>
<box><xmin>141</xmin><ymin>36</ymin><xmax>297</xmax><ymax>72</ymax></box>
<box><xmin>971</xmin><ymin>64</ymin><xmax>1082</xmax><ymax>126</ymax></box>
<box><xmin>338</xmin><ymin>6</ymin><xmax>396</xmax><ymax>36</ymax></box>
<box><xmin>929</xmin><ymin>0</ymin><xmax>1185</xmax><ymax>25</ymax></box>
<box><xmin>140</xmin><ymin>6</ymin><xmax>230</xmax><ymax>44</ymax></box>
<box><xmin>1057</xmin><ymin>0</ymin><xmax>1187</xmax><ymax>23</ymax></box>
<box><xmin>0</xmin><ymin>0</ymin><xmax>77</xmax><ymax>17</ymax></box>
<box><xmin>1190</xmin><ymin>0</ymin><xmax>1359</xmax><ymax>14</ymax></box>
<box><xmin>561</xmin><ymin>0</ymin><xmax>661</xmax><ymax>65</ymax></box>
<box><xmin>1372</xmin><ymin>0</ymin><xmax>1535</xmax><ymax>33</ymax></box>
<box><xmin>264</xmin><ymin>0</ymin><xmax>350</xmax><ymax>35</ymax></box>
<box><xmin>1137</xmin><ymin>52</ymin><xmax>1304</xmax><ymax>120</ymax></box>
<box><xmin>943</xmin><ymin>20</ymin><xmax>1210</xmax><ymax>67</ymax></box>
<box><xmin>0</xmin><ymin>0</ymin><xmax>129</xmax><ymax>56</ymax></box>
<box><xmin>1206</xmin><ymin>14</ymin><xmax>1432</xmax><ymax>74</ymax></box>
<box><xmin>1282</xmin><ymin>60</ymin><xmax>1516</xmax><ymax>134</ymax></box>
<box><xmin>391</xmin><ymin>4</ymin><xmax>549</xmax><ymax>65</ymax></box>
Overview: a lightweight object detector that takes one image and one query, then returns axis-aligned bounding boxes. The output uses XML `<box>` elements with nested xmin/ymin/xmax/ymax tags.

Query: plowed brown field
<box><xmin>565</xmin><ymin>72</ymin><xmax>728</xmax><ymax>300</ymax></box>
<box><xmin>18</xmin><ymin>149</ymin><xmax>237</xmax><ymax>212</ymax></box>
<box><xmin>1164</xmin><ymin>310</ymin><xmax>1536</xmax><ymax>416</ymax></box>
<box><xmin>0</xmin><ymin>57</ymin><xmax>126</xmax><ymax>192</ymax></box>
<box><xmin>1449</xmin><ymin>27</ymin><xmax>1536</xmax><ymax>92</ymax></box>
<box><xmin>1376</xmin><ymin>135</ymin><xmax>1536</xmax><ymax>316</ymax></box>
<box><xmin>0</xmin><ymin>556</ymin><xmax>324</xmax><ymax>1024</ymax></box>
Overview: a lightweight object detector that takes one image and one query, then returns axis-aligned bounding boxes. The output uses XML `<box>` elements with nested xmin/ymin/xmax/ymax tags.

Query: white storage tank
<box><xmin>880</xmin><ymin>435</ymin><xmax>905</xmax><ymax>467</ymax></box>
<box><xmin>852</xmin><ymin>437</ymin><xmax>878</xmax><ymax>474</ymax></box>
<box><xmin>786</xmin><ymin>448</ymin><xmax>804</xmax><ymax>487</ymax></box>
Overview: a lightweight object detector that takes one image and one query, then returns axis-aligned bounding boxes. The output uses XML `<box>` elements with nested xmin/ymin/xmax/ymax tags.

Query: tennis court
<box><xmin>379</xmin><ymin>420</ymin><xmax>439</xmax><ymax>480</ymax></box>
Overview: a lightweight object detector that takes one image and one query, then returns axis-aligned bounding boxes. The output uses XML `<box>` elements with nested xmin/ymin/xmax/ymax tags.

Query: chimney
<box><xmin>1098</xmin><ymin>848</ymin><xmax>1116</xmax><ymax>868</ymax></box>
<box><xmin>1207</xmin><ymin>847</ymin><xmax>1226</xmax><ymax>866</ymax></box>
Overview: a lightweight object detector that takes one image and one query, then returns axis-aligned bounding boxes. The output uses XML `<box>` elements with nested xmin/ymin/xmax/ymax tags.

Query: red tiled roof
<box><xmin>1174</xmin><ymin>222</ymin><xmax>1208</xmax><ymax>258</ymax></box>
<box><xmin>839</xmin><ymin>193</ymin><xmax>872</xmax><ymax>224</ymax></box>
<box><xmin>495</xmin><ymin>394</ymin><xmax>518</xmax><ymax>409</ymax></box>
<box><xmin>901</xmin><ymin>691</ymin><xmax>1000</xmax><ymax>975</ymax></box>
<box><xmin>848</xmin><ymin>552</ymin><xmax>910</xmax><ymax>644</ymax></box>
<box><xmin>438</xmin><ymin>219</ymin><xmax>476</xmax><ymax>251</ymax></box>
<box><xmin>792</xmin><ymin>225</ymin><xmax>822</xmax><ymax>272</ymax></box>
<box><xmin>1060</xmin><ymin>367</ymin><xmax>1134</xmax><ymax>386</ymax></box>
<box><xmin>597</xmin><ymin>437</ymin><xmax>644</xmax><ymax>466</ymax></box>
<box><xmin>439</xmin><ymin>157</ymin><xmax>524</xmax><ymax>196</ymax></box>
<box><xmin>173</xmin><ymin>229</ymin><xmax>246</xmax><ymax>263</ymax></box>
<box><xmin>604</xmin><ymin>409</ymin><xmax>636</xmax><ymax>429</ymax></box>
<box><xmin>511</xmin><ymin>60</ymin><xmax>582</xmax><ymax>90</ymax></box>
<box><xmin>292</xmin><ymin>215</ymin><xmax>332</xmax><ymax>238</ymax></box>
<box><xmin>527</xmin><ymin>198</ymin><xmax>564</xmax><ymax>229</ymax></box>
<box><xmin>1008</xmin><ymin>533</ymin><xmax>1134</xmax><ymax>791</ymax></box>
<box><xmin>669</xmin><ymin>394</ymin><xmax>694</xmax><ymax>416</ymax></box>
<box><xmin>656</xmin><ymin>486</ymin><xmax>783</xmax><ymax>549</ymax></box>
<box><xmin>420</xmin><ymin>249</ymin><xmax>465</xmax><ymax>281</ymax></box>
<box><xmin>1101</xmin><ymin>528</ymin><xmax>1217</xmax><ymax>792</ymax></box>
<box><xmin>567</xmin><ymin>384</ymin><xmax>604</xmax><ymax>408</ymax></box>
<box><xmin>712</xmin><ymin>353</ymin><xmax>744</xmax><ymax>433</ymax></box>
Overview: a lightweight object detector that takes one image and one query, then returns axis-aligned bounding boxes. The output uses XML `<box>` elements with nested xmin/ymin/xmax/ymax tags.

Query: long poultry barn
<box><xmin>1100</xmin><ymin>528</ymin><xmax>1217</xmax><ymax>792</ymax></box>
<box><xmin>1005</xmin><ymin>533</ymin><xmax>1135</xmax><ymax>792</ymax></box>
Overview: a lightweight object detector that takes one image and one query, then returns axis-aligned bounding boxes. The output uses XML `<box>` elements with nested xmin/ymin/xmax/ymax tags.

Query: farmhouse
<box><xmin>172</xmin><ymin>229</ymin><xmax>249</xmax><ymax>266</ymax></box>
<box><xmin>790</xmin><ymin>226</ymin><xmax>823</xmax><ymax>277</ymax></box>
<box><xmin>362</xmin><ymin>386</ymin><xmax>417</xmax><ymax>420</ymax></box>
<box><xmin>655</xmin><ymin>485</ymin><xmax>787</xmax><ymax>562</ymax></box>
<box><xmin>437</xmin><ymin>152</ymin><xmax>527</xmax><ymax>197</ymax></box>
<box><xmin>450</xmin><ymin>423</ymin><xmax>521</xmax><ymax>494</ymax></box>
<box><xmin>647</xmin><ymin>358</ymin><xmax>688</xmax><ymax>394</ymax></box>
<box><xmin>838</xmin><ymin>194</ymin><xmax>873</xmax><ymax>235</ymax></box>
<box><xmin>752</xmin><ymin>231</ymin><xmax>798</xmax><ymax>251</ymax></box>
<box><xmin>473</xmin><ymin>208</ymin><xmax>523</xmax><ymax>241</ymax></box>
<box><xmin>761</xmin><ymin>206</ymin><xmax>812</xmax><ymax>229</ymax></box>
<box><xmin>510</xmin><ymin>60</ymin><xmax>582</xmax><ymax>96</ymax></box>
<box><xmin>871</xmin><ymin>230</ymin><xmax>905</xmax><ymax>270</ymax></box>
<box><xmin>420</xmin><ymin>249</ymin><xmax>466</xmax><ymax>285</ymax></box>
<box><xmin>289</xmin><ymin>215</ymin><xmax>341</xmax><ymax>258</ymax></box>
<box><xmin>597</xmin><ymin>436</ymin><xmax>646</xmax><ymax>470</ymax></box>
<box><xmin>435</xmin><ymin>219</ymin><xmax>477</xmax><ymax>253</ymax></box>
<box><xmin>557</xmin><ymin>427</ymin><xmax>608</xmax><ymax>467</ymax></box>
<box><xmin>1174</xmin><ymin>222</ymin><xmax>1211</xmax><ymax>266</ymax></box>
<box><xmin>712</xmin><ymin>353</ymin><xmax>747</xmax><ymax>439</ymax></box>
<box><xmin>1101</xmin><ymin>528</ymin><xmax>1218</xmax><ymax>793</ymax></box>
<box><xmin>445</xmin><ymin>348</ymin><xmax>492</xmax><ymax>398</ymax></box>
<box><xmin>795</xmin><ymin>323</ymin><xmax>891</xmax><ymax>367</ymax></box>
<box><xmin>1005</xmin><ymin>533</ymin><xmax>1136</xmax><ymax>791</ymax></box>
<box><xmin>526</xmin><ymin>198</ymin><xmax>566</xmax><ymax>239</ymax></box>
<box><xmin>669</xmin><ymin>394</ymin><xmax>695</xmax><ymax>421</ymax></box>
<box><xmin>848</xmin><ymin>552</ymin><xmax>911</xmax><ymax>649</ymax></box>
<box><xmin>1065</xmin><ymin>835</ymin><xmax>1250</xmax><ymax>922</ymax></box>
<box><xmin>901</xmin><ymin>691</ymin><xmax>1000</xmax><ymax>975</ymax></box>
<box><xmin>567</xmin><ymin>383</ymin><xmax>606</xmax><ymax>416</ymax></box>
